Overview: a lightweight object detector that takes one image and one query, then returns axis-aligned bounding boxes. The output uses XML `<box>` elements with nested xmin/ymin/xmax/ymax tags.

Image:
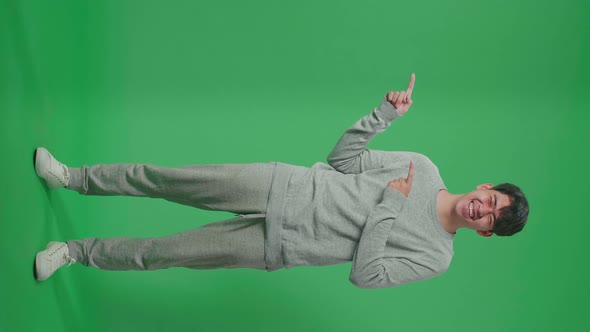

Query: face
<box><xmin>456</xmin><ymin>183</ymin><xmax>512</xmax><ymax>237</ymax></box>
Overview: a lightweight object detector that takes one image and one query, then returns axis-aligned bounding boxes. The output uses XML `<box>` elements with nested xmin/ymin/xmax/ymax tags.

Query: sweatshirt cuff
<box><xmin>376</xmin><ymin>97</ymin><xmax>401</xmax><ymax>123</ymax></box>
<box><xmin>382</xmin><ymin>186</ymin><xmax>407</xmax><ymax>214</ymax></box>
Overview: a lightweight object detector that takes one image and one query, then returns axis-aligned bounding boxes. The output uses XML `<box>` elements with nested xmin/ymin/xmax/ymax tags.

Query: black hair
<box><xmin>491</xmin><ymin>183</ymin><xmax>529</xmax><ymax>236</ymax></box>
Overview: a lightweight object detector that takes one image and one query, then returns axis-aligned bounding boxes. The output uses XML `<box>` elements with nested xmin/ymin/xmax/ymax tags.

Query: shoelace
<box><xmin>48</xmin><ymin>244</ymin><xmax>76</xmax><ymax>272</ymax></box>
<box><xmin>61</xmin><ymin>164</ymin><xmax>70</xmax><ymax>183</ymax></box>
<box><xmin>49</xmin><ymin>255</ymin><xmax>76</xmax><ymax>273</ymax></box>
<box><xmin>64</xmin><ymin>255</ymin><xmax>76</xmax><ymax>266</ymax></box>
<box><xmin>47</xmin><ymin>163</ymin><xmax>70</xmax><ymax>185</ymax></box>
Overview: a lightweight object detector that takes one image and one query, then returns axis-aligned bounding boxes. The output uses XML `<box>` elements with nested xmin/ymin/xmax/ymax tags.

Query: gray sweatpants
<box><xmin>65</xmin><ymin>162</ymin><xmax>276</xmax><ymax>271</ymax></box>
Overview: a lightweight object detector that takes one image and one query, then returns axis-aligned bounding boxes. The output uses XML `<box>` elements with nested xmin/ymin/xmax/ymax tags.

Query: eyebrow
<box><xmin>493</xmin><ymin>194</ymin><xmax>498</xmax><ymax>223</ymax></box>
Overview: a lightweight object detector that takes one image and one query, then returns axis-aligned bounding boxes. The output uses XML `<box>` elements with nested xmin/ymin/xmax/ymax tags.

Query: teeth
<box><xmin>469</xmin><ymin>201</ymin><xmax>473</xmax><ymax>219</ymax></box>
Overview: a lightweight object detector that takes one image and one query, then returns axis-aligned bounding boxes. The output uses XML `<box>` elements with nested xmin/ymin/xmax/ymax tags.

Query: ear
<box><xmin>477</xmin><ymin>230</ymin><xmax>493</xmax><ymax>238</ymax></box>
<box><xmin>477</xmin><ymin>183</ymin><xmax>494</xmax><ymax>190</ymax></box>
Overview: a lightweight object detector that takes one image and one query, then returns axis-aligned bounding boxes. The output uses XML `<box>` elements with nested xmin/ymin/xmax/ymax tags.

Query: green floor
<box><xmin>2</xmin><ymin>0</ymin><xmax>589</xmax><ymax>331</ymax></box>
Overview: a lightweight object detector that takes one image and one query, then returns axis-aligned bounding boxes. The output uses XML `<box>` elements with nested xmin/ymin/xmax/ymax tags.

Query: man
<box><xmin>33</xmin><ymin>73</ymin><xmax>529</xmax><ymax>289</ymax></box>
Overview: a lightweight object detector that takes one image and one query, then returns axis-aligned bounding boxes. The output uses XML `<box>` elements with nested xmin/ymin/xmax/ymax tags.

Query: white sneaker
<box><xmin>35</xmin><ymin>241</ymin><xmax>77</xmax><ymax>281</ymax></box>
<box><xmin>34</xmin><ymin>147</ymin><xmax>70</xmax><ymax>189</ymax></box>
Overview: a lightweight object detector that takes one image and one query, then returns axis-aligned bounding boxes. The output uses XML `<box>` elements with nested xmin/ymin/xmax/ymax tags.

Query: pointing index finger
<box><xmin>406</xmin><ymin>161</ymin><xmax>414</xmax><ymax>183</ymax></box>
<box><xmin>405</xmin><ymin>73</ymin><xmax>415</xmax><ymax>99</ymax></box>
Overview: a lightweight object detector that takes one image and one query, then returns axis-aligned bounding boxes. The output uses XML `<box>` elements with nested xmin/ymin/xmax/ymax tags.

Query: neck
<box><xmin>437</xmin><ymin>190</ymin><xmax>465</xmax><ymax>234</ymax></box>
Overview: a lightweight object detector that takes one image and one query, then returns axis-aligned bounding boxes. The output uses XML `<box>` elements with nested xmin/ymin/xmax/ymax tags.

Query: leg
<box><xmin>67</xmin><ymin>215</ymin><xmax>267</xmax><ymax>271</ymax></box>
<box><xmin>66</xmin><ymin>163</ymin><xmax>275</xmax><ymax>215</ymax></box>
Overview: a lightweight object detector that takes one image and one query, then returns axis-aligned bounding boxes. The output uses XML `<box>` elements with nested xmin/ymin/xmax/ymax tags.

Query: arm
<box><xmin>349</xmin><ymin>187</ymin><xmax>407</xmax><ymax>288</ymax></box>
<box><xmin>326</xmin><ymin>98</ymin><xmax>400</xmax><ymax>174</ymax></box>
<box><xmin>349</xmin><ymin>188</ymin><xmax>438</xmax><ymax>289</ymax></box>
<box><xmin>327</xmin><ymin>74</ymin><xmax>415</xmax><ymax>174</ymax></box>
<box><xmin>349</xmin><ymin>161</ymin><xmax>436</xmax><ymax>289</ymax></box>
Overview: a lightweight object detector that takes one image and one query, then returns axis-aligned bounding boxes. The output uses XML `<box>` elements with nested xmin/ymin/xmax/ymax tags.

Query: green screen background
<box><xmin>1</xmin><ymin>0</ymin><xmax>588</xmax><ymax>331</ymax></box>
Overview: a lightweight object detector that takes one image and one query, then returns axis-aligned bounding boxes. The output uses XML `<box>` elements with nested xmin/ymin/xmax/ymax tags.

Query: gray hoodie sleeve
<box><xmin>327</xmin><ymin>97</ymin><xmax>401</xmax><ymax>174</ymax></box>
<box><xmin>349</xmin><ymin>187</ymin><xmax>438</xmax><ymax>289</ymax></box>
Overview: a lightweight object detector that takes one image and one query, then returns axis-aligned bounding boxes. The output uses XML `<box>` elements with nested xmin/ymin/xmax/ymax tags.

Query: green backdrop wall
<box><xmin>1</xmin><ymin>0</ymin><xmax>588</xmax><ymax>331</ymax></box>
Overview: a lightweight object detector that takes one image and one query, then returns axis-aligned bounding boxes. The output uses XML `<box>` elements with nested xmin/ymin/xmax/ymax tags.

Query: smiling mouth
<box><xmin>469</xmin><ymin>201</ymin><xmax>475</xmax><ymax>220</ymax></box>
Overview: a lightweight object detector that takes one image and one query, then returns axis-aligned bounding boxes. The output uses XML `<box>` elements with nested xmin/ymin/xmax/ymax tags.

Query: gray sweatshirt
<box><xmin>264</xmin><ymin>97</ymin><xmax>455</xmax><ymax>289</ymax></box>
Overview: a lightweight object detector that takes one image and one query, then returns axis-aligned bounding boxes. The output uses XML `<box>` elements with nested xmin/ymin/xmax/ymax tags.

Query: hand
<box><xmin>385</xmin><ymin>73</ymin><xmax>415</xmax><ymax>116</ymax></box>
<box><xmin>386</xmin><ymin>161</ymin><xmax>414</xmax><ymax>197</ymax></box>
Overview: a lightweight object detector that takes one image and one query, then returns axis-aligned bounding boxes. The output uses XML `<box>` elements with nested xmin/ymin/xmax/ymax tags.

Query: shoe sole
<box><xmin>33</xmin><ymin>253</ymin><xmax>39</xmax><ymax>280</ymax></box>
<box><xmin>33</xmin><ymin>149</ymin><xmax>40</xmax><ymax>281</ymax></box>
<box><xmin>33</xmin><ymin>147</ymin><xmax>45</xmax><ymax>178</ymax></box>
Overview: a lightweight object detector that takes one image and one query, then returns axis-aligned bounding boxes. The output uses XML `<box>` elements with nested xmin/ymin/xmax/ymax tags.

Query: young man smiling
<box><xmin>33</xmin><ymin>73</ymin><xmax>529</xmax><ymax>289</ymax></box>
<box><xmin>381</xmin><ymin>74</ymin><xmax>527</xmax><ymax>240</ymax></box>
<box><xmin>437</xmin><ymin>183</ymin><xmax>523</xmax><ymax>238</ymax></box>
